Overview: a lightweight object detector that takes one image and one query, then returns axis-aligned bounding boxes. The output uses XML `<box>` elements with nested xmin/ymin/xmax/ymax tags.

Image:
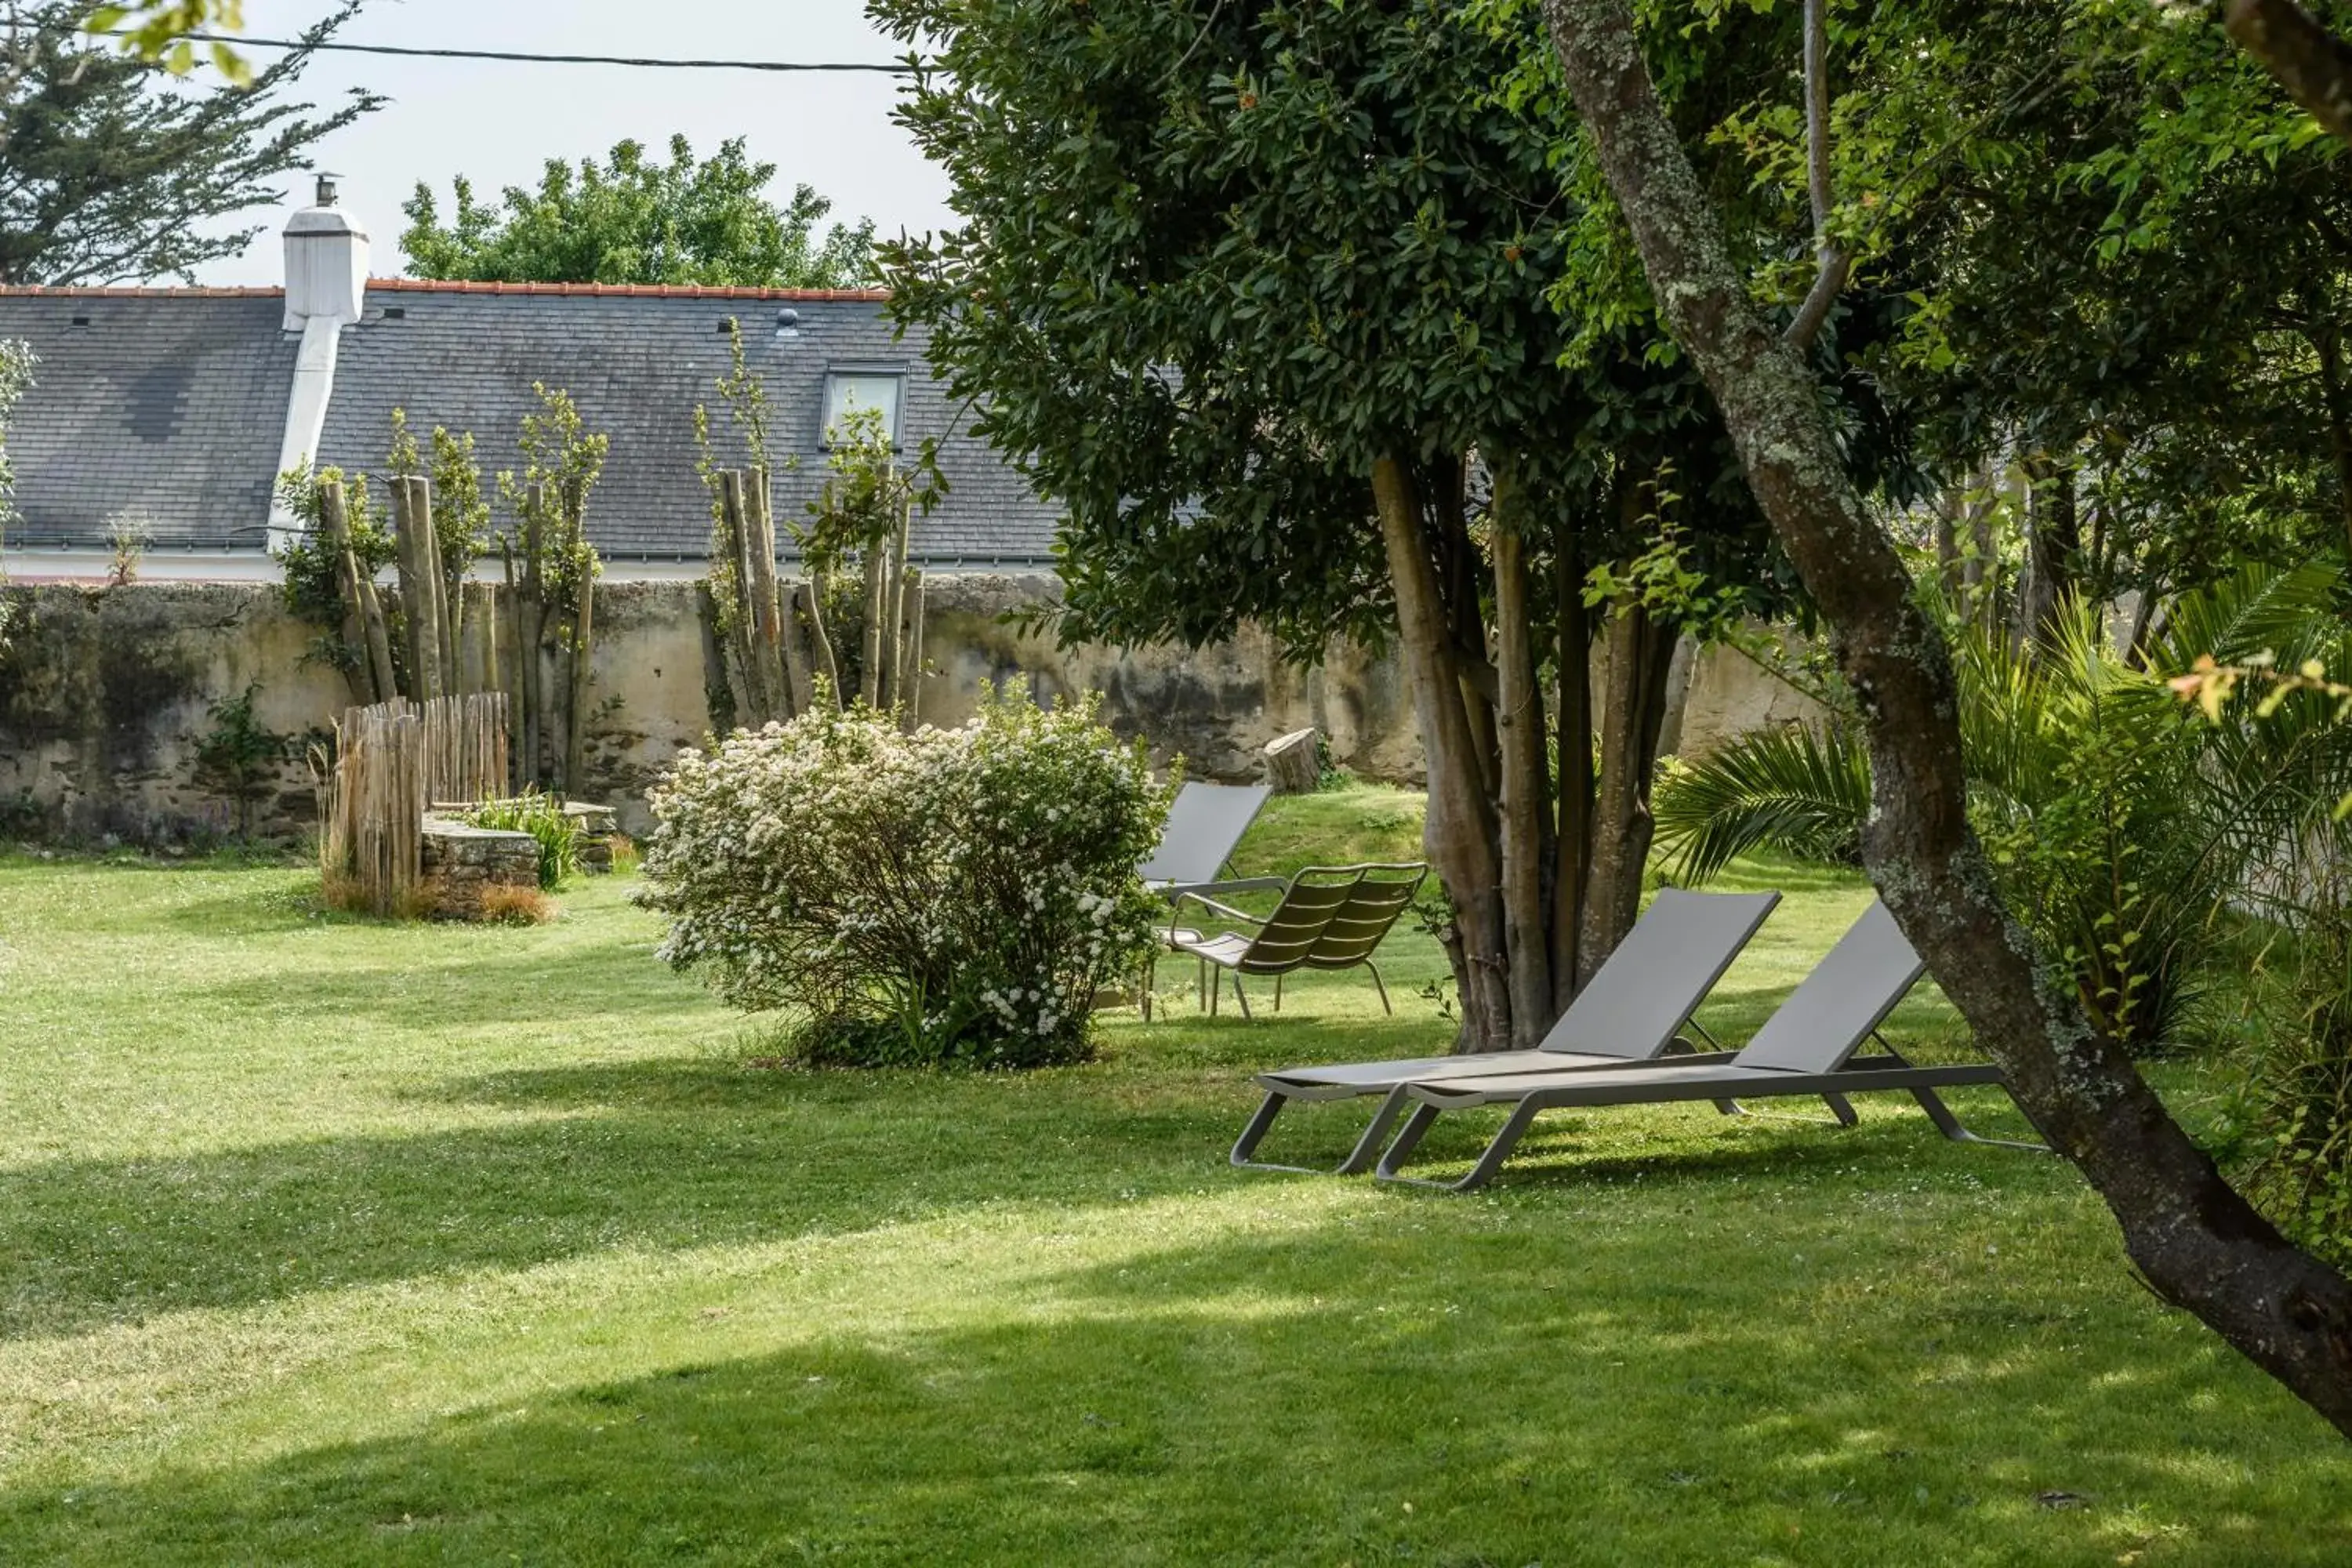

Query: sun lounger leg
<box><xmin>1232</xmin><ymin>971</ymin><xmax>1252</xmax><ymax>1019</ymax></box>
<box><xmin>1232</xmin><ymin>1085</ymin><xmax>1415</xmax><ymax>1176</ymax></box>
<box><xmin>1274</xmin><ymin>973</ymin><xmax>1283</xmax><ymax>1013</ymax></box>
<box><xmin>1867</xmin><ymin>1036</ymin><xmax>2049</xmax><ymax>1152</ymax></box>
<box><xmin>1337</xmin><ymin>1086</ymin><xmax>1411</xmax><ymax>1174</ymax></box>
<box><xmin>1374</xmin><ymin>1101</ymin><xmax>1443</xmax><ymax>1177</ymax></box>
<box><xmin>1908</xmin><ymin>1084</ymin><xmax>2049</xmax><ymax>1152</ymax></box>
<box><xmin>1367</xmin><ymin>961</ymin><xmax>1391</xmax><ymax>1016</ymax></box>
<box><xmin>1230</xmin><ymin>1090</ymin><xmax>1287</xmax><ymax>1167</ymax></box>
<box><xmin>1377</xmin><ymin>1099</ymin><xmax>1544</xmax><ymax>1192</ymax></box>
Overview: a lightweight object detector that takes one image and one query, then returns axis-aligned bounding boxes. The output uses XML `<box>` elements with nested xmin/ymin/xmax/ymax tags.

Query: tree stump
<box><xmin>1264</xmin><ymin>726</ymin><xmax>1322</xmax><ymax>794</ymax></box>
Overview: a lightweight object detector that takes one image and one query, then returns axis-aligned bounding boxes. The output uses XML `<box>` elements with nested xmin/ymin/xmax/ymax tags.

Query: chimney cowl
<box><xmin>282</xmin><ymin>172</ymin><xmax>369</xmax><ymax>332</ymax></box>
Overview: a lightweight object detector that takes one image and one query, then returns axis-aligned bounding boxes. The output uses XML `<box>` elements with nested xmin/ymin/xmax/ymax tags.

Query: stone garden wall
<box><xmin>0</xmin><ymin>577</ymin><xmax>1824</xmax><ymax>843</ymax></box>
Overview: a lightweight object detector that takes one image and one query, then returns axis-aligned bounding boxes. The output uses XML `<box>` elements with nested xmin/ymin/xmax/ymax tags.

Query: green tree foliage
<box><xmin>876</xmin><ymin>0</ymin><xmax>1909</xmax><ymax>1049</ymax></box>
<box><xmin>81</xmin><ymin>0</ymin><xmax>251</xmax><ymax>81</ymax></box>
<box><xmin>499</xmin><ymin>385</ymin><xmax>607</xmax><ymax>619</ymax></box>
<box><xmin>400</xmin><ymin>134</ymin><xmax>877</xmax><ymax>289</ymax></box>
<box><xmin>1767</xmin><ymin>2</ymin><xmax>2352</xmax><ymax>604</ymax></box>
<box><xmin>0</xmin><ymin>1</ymin><xmax>376</xmax><ymax>284</ymax></box>
<box><xmin>270</xmin><ymin>461</ymin><xmax>392</xmax><ymax>675</ymax></box>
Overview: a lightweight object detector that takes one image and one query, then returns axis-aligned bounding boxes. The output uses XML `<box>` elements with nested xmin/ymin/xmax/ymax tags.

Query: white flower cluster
<box><xmin>638</xmin><ymin>685</ymin><xmax>1177</xmax><ymax>1066</ymax></box>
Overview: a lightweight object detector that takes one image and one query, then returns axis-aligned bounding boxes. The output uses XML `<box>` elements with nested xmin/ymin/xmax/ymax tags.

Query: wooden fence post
<box><xmin>519</xmin><ymin>486</ymin><xmax>546</xmax><ymax>786</ymax></box>
<box><xmin>746</xmin><ymin>466</ymin><xmax>793</xmax><ymax>720</ymax></box>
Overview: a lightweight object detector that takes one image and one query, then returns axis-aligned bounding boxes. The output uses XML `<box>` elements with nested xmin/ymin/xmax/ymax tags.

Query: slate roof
<box><xmin>0</xmin><ymin>281</ymin><xmax>1064</xmax><ymax>566</ymax></box>
<box><xmin>0</xmin><ymin>289</ymin><xmax>296</xmax><ymax>550</ymax></box>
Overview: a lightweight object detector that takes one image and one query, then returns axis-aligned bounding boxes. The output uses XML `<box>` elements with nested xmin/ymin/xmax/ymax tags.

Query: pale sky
<box><xmin>191</xmin><ymin>0</ymin><xmax>956</xmax><ymax>285</ymax></box>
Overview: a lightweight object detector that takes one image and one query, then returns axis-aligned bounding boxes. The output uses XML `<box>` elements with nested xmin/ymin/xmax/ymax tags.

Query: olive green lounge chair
<box><xmin>1157</xmin><ymin>862</ymin><xmax>1428</xmax><ymax>1021</ymax></box>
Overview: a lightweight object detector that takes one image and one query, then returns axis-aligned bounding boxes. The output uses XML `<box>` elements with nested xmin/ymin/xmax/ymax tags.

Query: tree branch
<box><xmin>1545</xmin><ymin>0</ymin><xmax>2352</xmax><ymax>1438</ymax></box>
<box><xmin>1784</xmin><ymin>0</ymin><xmax>1851</xmax><ymax>351</ymax></box>
<box><xmin>2225</xmin><ymin>0</ymin><xmax>2352</xmax><ymax>147</ymax></box>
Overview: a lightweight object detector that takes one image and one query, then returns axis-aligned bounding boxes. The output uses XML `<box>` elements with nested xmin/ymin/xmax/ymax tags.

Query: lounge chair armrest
<box><xmin>1156</xmin><ymin>875</ymin><xmax>1287</xmax><ymax>901</ymax></box>
<box><xmin>1167</xmin><ymin>890</ymin><xmax>1268</xmax><ymax>927</ymax></box>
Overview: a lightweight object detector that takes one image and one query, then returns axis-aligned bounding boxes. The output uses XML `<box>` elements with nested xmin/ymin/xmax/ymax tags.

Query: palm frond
<box><xmin>2149</xmin><ymin>561</ymin><xmax>2345</xmax><ymax>674</ymax></box>
<box><xmin>1653</xmin><ymin>725</ymin><xmax>1871</xmax><ymax>885</ymax></box>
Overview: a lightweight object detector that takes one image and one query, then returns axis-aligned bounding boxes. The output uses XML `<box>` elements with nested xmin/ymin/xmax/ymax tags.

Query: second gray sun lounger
<box><xmin>1374</xmin><ymin>902</ymin><xmax>2047</xmax><ymax>1192</ymax></box>
<box><xmin>1139</xmin><ymin>781</ymin><xmax>1276</xmax><ymax>897</ymax></box>
<box><xmin>1230</xmin><ymin>887</ymin><xmax>1781</xmax><ymax>1174</ymax></box>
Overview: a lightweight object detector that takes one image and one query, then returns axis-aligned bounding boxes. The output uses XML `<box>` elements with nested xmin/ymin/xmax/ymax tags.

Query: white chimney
<box><xmin>269</xmin><ymin>172</ymin><xmax>370</xmax><ymax>550</ymax></box>
<box><xmin>281</xmin><ymin>171</ymin><xmax>368</xmax><ymax>331</ymax></box>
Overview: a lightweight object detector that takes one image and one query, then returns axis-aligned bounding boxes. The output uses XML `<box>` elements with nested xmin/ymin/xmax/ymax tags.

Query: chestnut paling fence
<box><xmin>313</xmin><ymin>691</ymin><xmax>510</xmax><ymax>916</ymax></box>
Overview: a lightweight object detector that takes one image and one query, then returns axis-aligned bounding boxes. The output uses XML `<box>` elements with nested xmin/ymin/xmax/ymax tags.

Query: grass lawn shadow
<box><xmin>4</xmin><ymin>1203</ymin><xmax>2346</xmax><ymax>1566</ymax></box>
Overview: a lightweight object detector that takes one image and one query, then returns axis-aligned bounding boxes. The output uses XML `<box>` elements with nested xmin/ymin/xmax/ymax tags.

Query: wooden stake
<box><xmin>801</xmin><ymin>573</ymin><xmax>844</xmax><ymax>710</ymax></box>
<box><xmin>859</xmin><ymin>540</ymin><xmax>885</xmax><ymax>708</ymax></box>
<box><xmin>520</xmin><ymin>485</ymin><xmax>546</xmax><ymax>787</ymax></box>
<box><xmin>560</xmin><ymin>475</ymin><xmax>594</xmax><ymax>797</ymax></box>
<box><xmin>322</xmin><ymin>479</ymin><xmax>398</xmax><ymax>704</ymax></box>
<box><xmin>717</xmin><ymin>470</ymin><xmax>770</xmax><ymax>722</ymax></box>
<box><xmin>565</xmin><ymin>569</ymin><xmax>593</xmax><ymax>796</ymax></box>
<box><xmin>901</xmin><ymin>570</ymin><xmax>926</xmax><ymax>731</ymax></box>
<box><xmin>746</xmin><ymin>466</ymin><xmax>792</xmax><ymax>720</ymax></box>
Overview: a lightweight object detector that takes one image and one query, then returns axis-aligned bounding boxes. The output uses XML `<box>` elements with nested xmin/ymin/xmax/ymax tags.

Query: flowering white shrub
<box><xmin>641</xmin><ymin>685</ymin><xmax>1173</xmax><ymax>1067</ymax></box>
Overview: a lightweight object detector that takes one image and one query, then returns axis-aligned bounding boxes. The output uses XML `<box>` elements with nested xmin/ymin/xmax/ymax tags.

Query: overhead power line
<box><xmin>146</xmin><ymin>31</ymin><xmax>917</xmax><ymax>73</ymax></box>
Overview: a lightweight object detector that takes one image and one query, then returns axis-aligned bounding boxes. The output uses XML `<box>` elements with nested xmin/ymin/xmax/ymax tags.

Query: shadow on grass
<box><xmin>3</xmin><ymin>1211</ymin><xmax>2346</xmax><ymax>1566</ymax></box>
<box><xmin>0</xmin><ymin>1037</ymin><xmax>2061</xmax><ymax>1348</ymax></box>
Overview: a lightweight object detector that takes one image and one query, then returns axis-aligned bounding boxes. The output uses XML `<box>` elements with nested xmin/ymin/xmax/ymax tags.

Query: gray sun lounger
<box><xmin>1374</xmin><ymin>902</ymin><xmax>2048</xmax><ymax>1192</ymax></box>
<box><xmin>1139</xmin><ymin>781</ymin><xmax>1277</xmax><ymax>898</ymax></box>
<box><xmin>1229</xmin><ymin>887</ymin><xmax>1782</xmax><ymax>1175</ymax></box>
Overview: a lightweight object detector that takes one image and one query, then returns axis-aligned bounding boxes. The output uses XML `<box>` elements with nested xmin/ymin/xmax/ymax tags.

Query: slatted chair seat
<box><xmin>1153</xmin><ymin>862</ymin><xmax>1428</xmax><ymax>1019</ymax></box>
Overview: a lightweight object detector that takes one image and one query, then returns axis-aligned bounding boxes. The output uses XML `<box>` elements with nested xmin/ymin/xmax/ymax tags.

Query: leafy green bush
<box><xmin>2233</xmin><ymin>908</ymin><xmax>2352</xmax><ymax>1269</ymax></box>
<box><xmin>192</xmin><ymin>682</ymin><xmax>288</xmax><ymax>838</ymax></box>
<box><xmin>639</xmin><ymin>686</ymin><xmax>1171</xmax><ymax>1068</ymax></box>
<box><xmin>461</xmin><ymin>790</ymin><xmax>582</xmax><ymax>890</ymax></box>
<box><xmin>271</xmin><ymin>463</ymin><xmax>395</xmax><ymax>677</ymax></box>
<box><xmin>1653</xmin><ymin>564</ymin><xmax>2352</xmax><ymax>1055</ymax></box>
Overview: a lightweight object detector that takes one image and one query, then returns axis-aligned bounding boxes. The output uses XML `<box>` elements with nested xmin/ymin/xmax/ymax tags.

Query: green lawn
<box><xmin>0</xmin><ymin>783</ymin><xmax>2345</xmax><ymax>1564</ymax></box>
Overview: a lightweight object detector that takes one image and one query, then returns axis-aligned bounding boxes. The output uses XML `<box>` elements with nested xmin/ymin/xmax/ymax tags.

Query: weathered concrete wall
<box><xmin>0</xmin><ymin>584</ymin><xmax>346</xmax><ymax>841</ymax></box>
<box><xmin>908</xmin><ymin>574</ymin><xmax>1427</xmax><ymax>785</ymax></box>
<box><xmin>0</xmin><ymin>579</ymin><xmax>1821</xmax><ymax>843</ymax></box>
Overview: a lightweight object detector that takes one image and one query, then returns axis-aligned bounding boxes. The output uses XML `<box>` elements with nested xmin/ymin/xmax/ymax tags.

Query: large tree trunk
<box><xmin>1551</xmin><ymin>519</ymin><xmax>1595</xmax><ymax>1012</ymax></box>
<box><xmin>1578</xmin><ymin>590</ymin><xmax>1674</xmax><ymax>985</ymax></box>
<box><xmin>1548</xmin><ymin>0</ymin><xmax>2352</xmax><ymax>1437</ymax></box>
<box><xmin>1374</xmin><ymin>455</ymin><xmax>1514</xmax><ymax>1052</ymax></box>
<box><xmin>1490</xmin><ymin>470</ymin><xmax>1556</xmax><ymax>1048</ymax></box>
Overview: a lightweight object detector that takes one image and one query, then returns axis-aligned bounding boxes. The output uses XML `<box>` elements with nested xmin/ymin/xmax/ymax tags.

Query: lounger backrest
<box><xmin>1538</xmin><ymin>887</ymin><xmax>1782</xmax><ymax>1059</ymax></box>
<box><xmin>1234</xmin><ymin>867</ymin><xmax>1364</xmax><ymax>972</ymax></box>
<box><xmin>1138</xmin><ymin>782</ymin><xmax>1273</xmax><ymax>884</ymax></box>
<box><xmin>1302</xmin><ymin>862</ymin><xmax>1427</xmax><ymax>971</ymax></box>
<box><xmin>1732</xmin><ymin>902</ymin><xmax>1928</xmax><ymax>1074</ymax></box>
